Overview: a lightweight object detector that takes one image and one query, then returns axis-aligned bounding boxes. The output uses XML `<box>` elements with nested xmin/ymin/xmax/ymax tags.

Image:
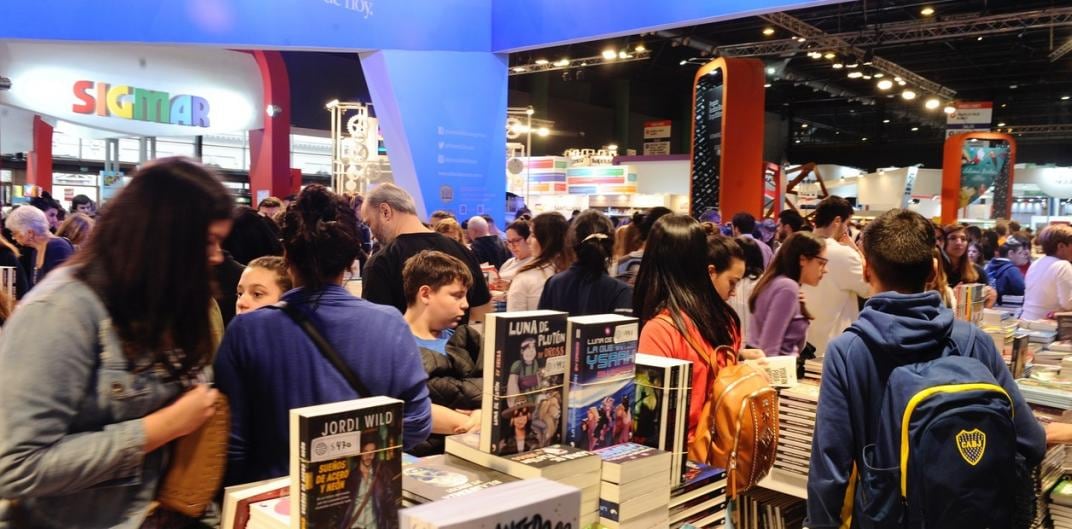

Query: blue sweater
<box><xmin>215</xmin><ymin>285</ymin><xmax>431</xmax><ymax>485</ymax></box>
<box><xmin>805</xmin><ymin>291</ymin><xmax>1045</xmax><ymax>529</ymax></box>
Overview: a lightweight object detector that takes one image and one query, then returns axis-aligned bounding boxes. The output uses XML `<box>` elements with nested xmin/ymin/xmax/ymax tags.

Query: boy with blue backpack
<box><xmin>806</xmin><ymin>209</ymin><xmax>1046</xmax><ymax>529</ymax></box>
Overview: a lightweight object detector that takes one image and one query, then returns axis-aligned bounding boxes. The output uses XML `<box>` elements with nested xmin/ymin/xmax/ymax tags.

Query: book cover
<box><xmin>445</xmin><ymin>433</ymin><xmax>601</xmax><ymax>480</ymax></box>
<box><xmin>673</xmin><ymin>361</ymin><xmax>693</xmax><ymax>485</ymax></box>
<box><xmin>566</xmin><ymin>376</ymin><xmax>636</xmax><ymax>450</ymax></box>
<box><xmin>289</xmin><ymin>396</ymin><xmax>403</xmax><ymax>529</ymax></box>
<box><xmin>480</xmin><ymin>310</ymin><xmax>569</xmax><ymax>455</ymax></box>
<box><xmin>632</xmin><ymin>355</ymin><xmax>680</xmax><ymax>451</ymax></box>
<box><xmin>402</xmin><ymin>454</ymin><xmax>517</xmax><ymax>503</ymax></box>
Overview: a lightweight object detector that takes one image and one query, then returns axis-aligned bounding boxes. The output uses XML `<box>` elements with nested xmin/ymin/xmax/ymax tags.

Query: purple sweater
<box><xmin>748</xmin><ymin>275</ymin><xmax>810</xmax><ymax>356</ymax></box>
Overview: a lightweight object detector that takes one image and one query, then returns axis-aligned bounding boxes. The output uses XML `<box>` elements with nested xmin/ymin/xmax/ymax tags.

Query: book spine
<box><xmin>676</xmin><ymin>362</ymin><xmax>694</xmax><ymax>485</ymax></box>
<box><xmin>481</xmin><ymin>315</ymin><xmax>497</xmax><ymax>453</ymax></box>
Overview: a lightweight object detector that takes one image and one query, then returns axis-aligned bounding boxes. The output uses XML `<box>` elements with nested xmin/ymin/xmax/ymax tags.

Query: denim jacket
<box><xmin>0</xmin><ymin>268</ymin><xmax>183</xmax><ymax>529</ymax></box>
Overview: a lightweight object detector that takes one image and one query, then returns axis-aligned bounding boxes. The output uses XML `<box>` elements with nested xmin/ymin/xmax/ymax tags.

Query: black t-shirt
<box><xmin>470</xmin><ymin>235</ymin><xmax>510</xmax><ymax>269</ymax></box>
<box><xmin>363</xmin><ymin>232</ymin><xmax>492</xmax><ymax>318</ymax></box>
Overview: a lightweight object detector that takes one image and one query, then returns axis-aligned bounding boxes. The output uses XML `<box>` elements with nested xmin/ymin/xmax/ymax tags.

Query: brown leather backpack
<box><xmin>687</xmin><ymin>342</ymin><xmax>779</xmax><ymax>498</ymax></box>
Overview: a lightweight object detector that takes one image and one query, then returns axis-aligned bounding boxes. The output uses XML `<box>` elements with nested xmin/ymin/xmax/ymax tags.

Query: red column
<box><xmin>248</xmin><ymin>50</ymin><xmax>293</xmax><ymax>201</ymax></box>
<box><xmin>26</xmin><ymin>115</ymin><xmax>53</xmax><ymax>193</ymax></box>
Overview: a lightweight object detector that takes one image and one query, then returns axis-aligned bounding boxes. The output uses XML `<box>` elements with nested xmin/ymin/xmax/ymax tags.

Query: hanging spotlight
<box><xmin>924</xmin><ymin>97</ymin><xmax>940</xmax><ymax>110</ymax></box>
<box><xmin>877</xmin><ymin>79</ymin><xmax>894</xmax><ymax>90</ymax></box>
<box><xmin>921</xmin><ymin>6</ymin><xmax>935</xmax><ymax>16</ymax></box>
<box><xmin>874</xmin><ymin>72</ymin><xmax>884</xmax><ymax>78</ymax></box>
<box><xmin>902</xmin><ymin>89</ymin><xmax>917</xmax><ymax>100</ymax></box>
<box><xmin>846</xmin><ymin>62</ymin><xmax>859</xmax><ymax>69</ymax></box>
<box><xmin>944</xmin><ymin>105</ymin><xmax>956</xmax><ymax>114</ymax></box>
<box><xmin>553</xmin><ymin>59</ymin><xmax>570</xmax><ymax>67</ymax></box>
<box><xmin>679</xmin><ymin>60</ymin><xmax>688</xmax><ymax>66</ymax></box>
<box><xmin>847</xmin><ymin>71</ymin><xmax>863</xmax><ymax>79</ymax></box>
<box><xmin>824</xmin><ymin>52</ymin><xmax>836</xmax><ymax>60</ymax></box>
<box><xmin>862</xmin><ymin>75</ymin><xmax>872</xmax><ymax>80</ymax></box>
<box><xmin>997</xmin><ymin>122</ymin><xmax>1007</xmax><ymax>127</ymax></box>
<box><xmin>535</xmin><ymin>59</ymin><xmax>549</xmax><ymax>65</ymax></box>
<box><xmin>832</xmin><ymin>63</ymin><xmax>844</xmax><ymax>69</ymax></box>
<box><xmin>512</xmin><ymin>67</ymin><xmax>527</xmax><ymax>73</ymax></box>
<box><xmin>763</xmin><ymin>27</ymin><xmax>775</xmax><ymax>36</ymax></box>
<box><xmin>634</xmin><ymin>44</ymin><xmax>646</xmax><ymax>52</ymax></box>
<box><xmin>766</xmin><ymin>66</ymin><xmax>777</xmax><ymax>75</ymax></box>
<box><xmin>808</xmin><ymin>51</ymin><xmax>823</xmax><ymax>59</ymax></box>
<box><xmin>618</xmin><ymin>50</ymin><xmax>633</xmax><ymax>59</ymax></box>
<box><xmin>882</xmin><ymin>119</ymin><xmax>891</xmax><ymax>124</ymax></box>
<box><xmin>602</xmin><ymin>49</ymin><xmax>617</xmax><ymax>60</ymax></box>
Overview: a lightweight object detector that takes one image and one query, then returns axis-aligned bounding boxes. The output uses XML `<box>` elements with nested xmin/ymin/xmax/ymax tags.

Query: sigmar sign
<box><xmin>73</xmin><ymin>80</ymin><xmax>211</xmax><ymax>128</ymax></box>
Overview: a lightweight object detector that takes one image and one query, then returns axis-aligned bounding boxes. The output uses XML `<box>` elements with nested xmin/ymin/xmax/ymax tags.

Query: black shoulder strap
<box><xmin>267</xmin><ymin>301</ymin><xmax>370</xmax><ymax>397</ymax></box>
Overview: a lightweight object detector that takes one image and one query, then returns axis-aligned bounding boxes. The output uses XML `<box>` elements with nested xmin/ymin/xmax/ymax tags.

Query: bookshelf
<box><xmin>758</xmin><ymin>468</ymin><xmax>808</xmax><ymax>500</ymax></box>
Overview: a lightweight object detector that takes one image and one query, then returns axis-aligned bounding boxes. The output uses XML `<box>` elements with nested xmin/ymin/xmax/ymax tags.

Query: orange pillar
<box><xmin>941</xmin><ymin>132</ymin><xmax>1016</xmax><ymax>225</ymax></box>
<box><xmin>26</xmin><ymin>115</ymin><xmax>52</xmax><ymax>193</ymax></box>
<box><xmin>689</xmin><ymin>57</ymin><xmax>766</xmax><ymax>219</ymax></box>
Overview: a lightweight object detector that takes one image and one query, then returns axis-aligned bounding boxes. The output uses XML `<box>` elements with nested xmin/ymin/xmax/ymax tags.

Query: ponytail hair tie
<box><xmin>582</xmin><ymin>233</ymin><xmax>609</xmax><ymax>243</ymax></box>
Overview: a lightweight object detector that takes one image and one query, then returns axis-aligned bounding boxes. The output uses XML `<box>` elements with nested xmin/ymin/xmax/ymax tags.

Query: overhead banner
<box><xmin>946</xmin><ymin>102</ymin><xmax>993</xmax><ymax>138</ymax></box>
<box><xmin>959</xmin><ymin>141</ymin><xmax>1011</xmax><ymax>208</ymax></box>
<box><xmin>941</xmin><ymin>132</ymin><xmax>1016</xmax><ymax>224</ymax></box>
<box><xmin>0</xmin><ymin>42</ymin><xmax>263</xmax><ymax>137</ymax></box>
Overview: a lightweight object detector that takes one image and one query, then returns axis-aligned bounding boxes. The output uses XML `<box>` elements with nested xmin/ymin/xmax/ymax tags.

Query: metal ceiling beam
<box><xmin>754</xmin><ymin>12</ymin><xmax>956</xmax><ymax>101</ymax></box>
<box><xmin>720</xmin><ymin>7</ymin><xmax>1072</xmax><ymax>57</ymax></box>
<box><xmin>999</xmin><ymin>124</ymin><xmax>1072</xmax><ymax>135</ymax></box>
<box><xmin>1051</xmin><ymin>39</ymin><xmax>1072</xmax><ymax>62</ymax></box>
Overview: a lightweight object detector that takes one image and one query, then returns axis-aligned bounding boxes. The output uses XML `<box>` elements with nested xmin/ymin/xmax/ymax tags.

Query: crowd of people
<box><xmin>0</xmin><ymin>155</ymin><xmax>1062</xmax><ymax>528</ymax></box>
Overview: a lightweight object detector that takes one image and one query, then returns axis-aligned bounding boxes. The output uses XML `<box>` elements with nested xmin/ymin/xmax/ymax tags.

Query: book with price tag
<box><xmin>564</xmin><ymin>314</ymin><xmax>639</xmax><ymax>450</ymax></box>
<box><xmin>480</xmin><ymin>310</ymin><xmax>569</xmax><ymax>455</ymax></box>
<box><xmin>744</xmin><ymin>356</ymin><xmax>798</xmax><ymax>388</ymax></box>
<box><xmin>289</xmin><ymin>396</ymin><xmax>403</xmax><ymax>529</ymax></box>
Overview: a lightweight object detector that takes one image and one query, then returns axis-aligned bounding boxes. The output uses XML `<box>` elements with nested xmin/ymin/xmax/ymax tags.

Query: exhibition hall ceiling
<box><xmin>507</xmin><ymin>0</ymin><xmax>1072</xmax><ymax>147</ymax></box>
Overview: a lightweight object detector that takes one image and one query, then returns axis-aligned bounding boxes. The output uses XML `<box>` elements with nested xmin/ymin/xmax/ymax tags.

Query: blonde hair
<box><xmin>247</xmin><ymin>256</ymin><xmax>293</xmax><ymax>292</ymax></box>
<box><xmin>434</xmin><ymin>218</ymin><xmax>466</xmax><ymax>246</ymax></box>
<box><xmin>57</xmin><ymin>212</ymin><xmax>95</xmax><ymax>246</ymax></box>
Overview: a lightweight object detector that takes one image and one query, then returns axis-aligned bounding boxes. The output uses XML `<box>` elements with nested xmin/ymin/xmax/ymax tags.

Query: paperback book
<box><xmin>289</xmin><ymin>396</ymin><xmax>403</xmax><ymax>529</ymax></box>
<box><xmin>565</xmin><ymin>315</ymin><xmax>639</xmax><ymax>450</ymax></box>
<box><xmin>633</xmin><ymin>354</ymin><xmax>692</xmax><ymax>484</ymax></box>
<box><xmin>480</xmin><ymin>310</ymin><xmax>569</xmax><ymax>455</ymax></box>
<box><xmin>399</xmin><ymin>478</ymin><xmax>581</xmax><ymax>529</ymax></box>
<box><xmin>401</xmin><ymin>454</ymin><xmax>517</xmax><ymax>504</ymax></box>
<box><xmin>445</xmin><ymin>432</ymin><xmax>601</xmax><ymax>480</ymax></box>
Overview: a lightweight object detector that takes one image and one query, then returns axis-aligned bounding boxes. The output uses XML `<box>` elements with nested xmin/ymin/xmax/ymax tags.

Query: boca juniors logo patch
<box><xmin>956</xmin><ymin>429</ymin><xmax>987</xmax><ymax>466</ymax></box>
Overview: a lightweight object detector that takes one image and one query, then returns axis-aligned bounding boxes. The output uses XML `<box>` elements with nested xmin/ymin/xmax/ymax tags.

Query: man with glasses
<box><xmin>801</xmin><ymin>196</ymin><xmax>871</xmax><ymax>357</ymax></box>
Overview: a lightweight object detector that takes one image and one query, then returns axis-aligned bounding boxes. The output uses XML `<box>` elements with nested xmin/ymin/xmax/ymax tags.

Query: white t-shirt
<box><xmin>1022</xmin><ymin>255</ymin><xmax>1072</xmax><ymax>320</ymax></box>
<box><xmin>506</xmin><ymin>263</ymin><xmax>555</xmax><ymax>312</ymax></box>
<box><xmin>801</xmin><ymin>237</ymin><xmax>871</xmax><ymax>356</ymax></box>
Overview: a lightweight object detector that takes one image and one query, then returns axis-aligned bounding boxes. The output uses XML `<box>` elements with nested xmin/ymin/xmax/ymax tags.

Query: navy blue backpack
<box><xmin>855</xmin><ymin>321</ymin><xmax>1022</xmax><ymax>529</ymax></box>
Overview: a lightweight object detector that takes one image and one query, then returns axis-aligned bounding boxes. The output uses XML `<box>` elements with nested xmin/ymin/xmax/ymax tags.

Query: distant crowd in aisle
<box><xmin>0</xmin><ymin>155</ymin><xmax>1063</xmax><ymax>528</ymax></box>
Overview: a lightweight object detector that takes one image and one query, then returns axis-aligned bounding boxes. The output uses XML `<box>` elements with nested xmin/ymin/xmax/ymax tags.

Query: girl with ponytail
<box><xmin>537</xmin><ymin>209</ymin><xmax>633</xmax><ymax>316</ymax></box>
<box><xmin>215</xmin><ymin>184</ymin><xmax>432</xmax><ymax>485</ymax></box>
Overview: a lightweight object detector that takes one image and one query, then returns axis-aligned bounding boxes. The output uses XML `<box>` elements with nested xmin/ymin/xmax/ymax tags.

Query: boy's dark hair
<box><xmin>731</xmin><ymin>212</ymin><xmax>757</xmax><ymax>234</ymax></box>
<box><xmin>402</xmin><ymin>250</ymin><xmax>474</xmax><ymax>306</ymax></box>
<box><xmin>997</xmin><ymin>236</ymin><xmax>1027</xmax><ymax>258</ymax></box>
<box><xmin>813</xmin><ymin>195</ymin><xmax>854</xmax><ymax>229</ymax></box>
<box><xmin>964</xmin><ymin>224</ymin><xmax>983</xmax><ymax>244</ymax></box>
<box><xmin>1009</xmin><ymin>220</ymin><xmax>1022</xmax><ymax>233</ymax></box>
<box><xmin>778</xmin><ymin>209</ymin><xmax>805</xmax><ymax>231</ymax></box>
<box><xmin>861</xmin><ymin>209</ymin><xmax>936</xmax><ymax>293</ymax></box>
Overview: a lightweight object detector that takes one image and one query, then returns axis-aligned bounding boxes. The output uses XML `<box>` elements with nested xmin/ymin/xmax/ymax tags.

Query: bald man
<box><xmin>467</xmin><ymin>216</ymin><xmax>510</xmax><ymax>269</ymax></box>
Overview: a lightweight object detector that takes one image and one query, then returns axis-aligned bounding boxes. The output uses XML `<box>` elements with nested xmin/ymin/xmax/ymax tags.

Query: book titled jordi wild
<box><xmin>289</xmin><ymin>396</ymin><xmax>403</xmax><ymax>529</ymax></box>
<box><xmin>480</xmin><ymin>310</ymin><xmax>569</xmax><ymax>456</ymax></box>
<box><xmin>565</xmin><ymin>314</ymin><xmax>639</xmax><ymax>450</ymax></box>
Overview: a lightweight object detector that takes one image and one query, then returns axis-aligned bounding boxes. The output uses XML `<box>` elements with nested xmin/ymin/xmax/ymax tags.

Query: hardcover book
<box><xmin>565</xmin><ymin>314</ymin><xmax>639</xmax><ymax>450</ymax></box>
<box><xmin>480</xmin><ymin>310</ymin><xmax>569</xmax><ymax>455</ymax></box>
<box><xmin>289</xmin><ymin>396</ymin><xmax>403</xmax><ymax>529</ymax></box>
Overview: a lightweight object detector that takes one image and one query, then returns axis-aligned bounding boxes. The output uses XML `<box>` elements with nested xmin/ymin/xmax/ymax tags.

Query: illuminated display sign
<box><xmin>72</xmin><ymin>81</ymin><xmax>210</xmax><ymax>128</ymax></box>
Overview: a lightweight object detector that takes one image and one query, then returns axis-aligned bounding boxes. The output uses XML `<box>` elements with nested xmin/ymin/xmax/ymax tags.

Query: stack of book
<box><xmin>1058</xmin><ymin>313</ymin><xmax>1072</xmax><ymax>341</ymax></box>
<box><xmin>446</xmin><ymin>433</ymin><xmax>603</xmax><ymax>528</ymax></box>
<box><xmin>775</xmin><ymin>383</ymin><xmax>820</xmax><ymax>478</ymax></box>
<box><xmin>399</xmin><ymin>477</ymin><xmax>581</xmax><ymax>529</ymax></box>
<box><xmin>1051</xmin><ymin>480</ymin><xmax>1072</xmax><ymax>529</ymax></box>
<box><xmin>247</xmin><ymin>497</ymin><xmax>289</xmax><ymax>529</ymax></box>
<box><xmin>802</xmin><ymin>359</ymin><xmax>823</xmax><ymax>383</ymax></box>
<box><xmin>736</xmin><ymin>489</ymin><xmax>806</xmax><ymax>529</ymax></box>
<box><xmin>954</xmin><ymin>283</ymin><xmax>987</xmax><ymax>324</ymax></box>
<box><xmin>596</xmin><ymin>443</ymin><xmax>673</xmax><ymax>529</ymax></box>
<box><xmin>480</xmin><ymin>310</ymin><xmax>569</xmax><ymax>456</ymax></box>
<box><xmin>1039</xmin><ymin>444</ymin><xmax>1072</xmax><ymax>529</ymax></box>
<box><xmin>564</xmin><ymin>314</ymin><xmax>639</xmax><ymax>452</ymax></box>
<box><xmin>1018</xmin><ymin>378</ymin><xmax>1072</xmax><ymax>410</ymax></box>
<box><xmin>221</xmin><ymin>477</ymin><xmax>289</xmax><ymax>529</ymax></box>
<box><xmin>401</xmin><ymin>453</ymin><xmax>518</xmax><ymax>507</ymax></box>
<box><xmin>669</xmin><ymin>461</ymin><xmax>728</xmax><ymax>529</ymax></box>
<box><xmin>633</xmin><ymin>353</ymin><xmax>693</xmax><ymax>485</ymax></box>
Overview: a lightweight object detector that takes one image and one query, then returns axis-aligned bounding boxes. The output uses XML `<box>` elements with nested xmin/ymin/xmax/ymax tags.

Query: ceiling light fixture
<box><xmin>997</xmin><ymin>122</ymin><xmax>1006</xmax><ymax>127</ymax></box>
<box><xmin>883</xmin><ymin>119</ymin><xmax>891</xmax><ymax>124</ymax></box>
<box><xmin>602</xmin><ymin>49</ymin><xmax>617</xmax><ymax>60</ymax></box>
<box><xmin>535</xmin><ymin>59</ymin><xmax>549</xmax><ymax>65</ymax></box>
<box><xmin>924</xmin><ymin>97</ymin><xmax>940</xmax><ymax>110</ymax></box>
<box><xmin>634</xmin><ymin>44</ymin><xmax>646</xmax><ymax>52</ymax></box>
<box><xmin>847</xmin><ymin>71</ymin><xmax>863</xmax><ymax>79</ymax></box>
<box><xmin>912</xmin><ymin>127</ymin><xmax>920</xmax><ymax>131</ymax></box>
<box><xmin>553</xmin><ymin>59</ymin><xmax>570</xmax><ymax>67</ymax></box>
<box><xmin>679</xmin><ymin>60</ymin><xmax>688</xmax><ymax>66</ymax></box>
<box><xmin>824</xmin><ymin>52</ymin><xmax>836</xmax><ymax>60</ymax></box>
<box><xmin>832</xmin><ymin>63</ymin><xmax>844</xmax><ymax>69</ymax></box>
<box><xmin>512</xmin><ymin>67</ymin><xmax>527</xmax><ymax>73</ymax></box>
<box><xmin>862</xmin><ymin>137</ymin><xmax>869</xmax><ymax>141</ymax></box>
<box><xmin>902</xmin><ymin>89</ymin><xmax>917</xmax><ymax>100</ymax></box>
<box><xmin>944</xmin><ymin>105</ymin><xmax>956</xmax><ymax>114</ymax></box>
<box><xmin>618</xmin><ymin>50</ymin><xmax>632</xmax><ymax>59</ymax></box>
<box><xmin>766</xmin><ymin>66</ymin><xmax>777</xmax><ymax>75</ymax></box>
<box><xmin>1063</xmin><ymin>95</ymin><xmax>1071</xmax><ymax>101</ymax></box>
<box><xmin>977</xmin><ymin>36</ymin><xmax>984</xmax><ymax>41</ymax></box>
<box><xmin>846</xmin><ymin>62</ymin><xmax>859</xmax><ymax>69</ymax></box>
<box><xmin>877</xmin><ymin>79</ymin><xmax>894</xmax><ymax>90</ymax></box>
<box><xmin>763</xmin><ymin>27</ymin><xmax>775</xmax><ymax>36</ymax></box>
<box><xmin>874</xmin><ymin>73</ymin><xmax>884</xmax><ymax>78</ymax></box>
<box><xmin>921</xmin><ymin>6</ymin><xmax>935</xmax><ymax>16</ymax></box>
<box><xmin>764</xmin><ymin>83</ymin><xmax>772</xmax><ymax>88</ymax></box>
<box><xmin>536</xmin><ymin>127</ymin><xmax>550</xmax><ymax>137</ymax></box>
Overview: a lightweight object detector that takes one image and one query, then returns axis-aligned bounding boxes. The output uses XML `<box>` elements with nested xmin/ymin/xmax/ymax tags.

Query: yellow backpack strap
<box><xmin>839</xmin><ymin>463</ymin><xmax>858</xmax><ymax>529</ymax></box>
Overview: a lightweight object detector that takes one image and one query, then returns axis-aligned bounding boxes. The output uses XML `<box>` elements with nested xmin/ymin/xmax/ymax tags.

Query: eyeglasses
<box><xmin>507</xmin><ymin>238</ymin><xmax>525</xmax><ymax>246</ymax></box>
